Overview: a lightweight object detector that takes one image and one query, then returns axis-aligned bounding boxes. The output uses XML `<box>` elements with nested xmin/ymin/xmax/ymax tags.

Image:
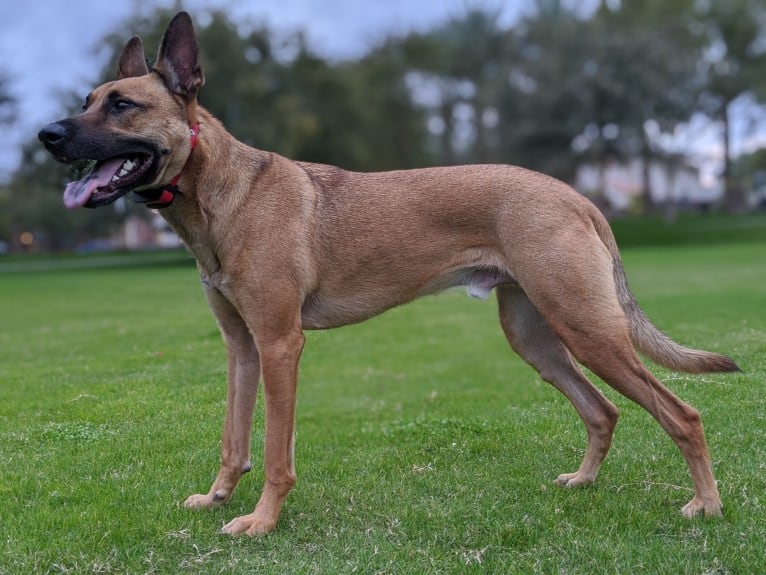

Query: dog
<box><xmin>38</xmin><ymin>12</ymin><xmax>738</xmax><ymax>535</ymax></box>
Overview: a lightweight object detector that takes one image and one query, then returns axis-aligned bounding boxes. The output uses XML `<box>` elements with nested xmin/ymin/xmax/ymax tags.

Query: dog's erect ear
<box><xmin>117</xmin><ymin>36</ymin><xmax>149</xmax><ymax>79</ymax></box>
<box><xmin>154</xmin><ymin>11</ymin><xmax>205</xmax><ymax>98</ymax></box>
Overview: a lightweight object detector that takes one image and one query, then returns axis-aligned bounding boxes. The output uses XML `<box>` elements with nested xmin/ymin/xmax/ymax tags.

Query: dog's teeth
<box><xmin>118</xmin><ymin>168</ymin><xmax>129</xmax><ymax>177</ymax></box>
<box><xmin>111</xmin><ymin>175</ymin><xmax>119</xmax><ymax>182</ymax></box>
<box><xmin>124</xmin><ymin>160</ymin><xmax>135</xmax><ymax>170</ymax></box>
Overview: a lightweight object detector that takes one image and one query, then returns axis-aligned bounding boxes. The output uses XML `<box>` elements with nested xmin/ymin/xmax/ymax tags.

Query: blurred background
<box><xmin>1</xmin><ymin>0</ymin><xmax>766</xmax><ymax>254</ymax></box>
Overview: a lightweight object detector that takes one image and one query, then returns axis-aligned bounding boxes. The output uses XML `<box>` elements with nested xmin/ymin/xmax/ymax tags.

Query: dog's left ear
<box><xmin>154</xmin><ymin>11</ymin><xmax>205</xmax><ymax>99</ymax></box>
<box><xmin>117</xmin><ymin>36</ymin><xmax>149</xmax><ymax>79</ymax></box>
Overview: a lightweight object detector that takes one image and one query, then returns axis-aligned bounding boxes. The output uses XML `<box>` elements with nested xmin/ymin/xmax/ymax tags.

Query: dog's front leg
<box><xmin>221</xmin><ymin>311</ymin><xmax>305</xmax><ymax>536</ymax></box>
<box><xmin>185</xmin><ymin>286</ymin><xmax>260</xmax><ymax>509</ymax></box>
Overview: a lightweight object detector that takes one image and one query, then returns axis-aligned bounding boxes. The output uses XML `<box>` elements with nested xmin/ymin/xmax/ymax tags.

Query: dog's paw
<box><xmin>221</xmin><ymin>512</ymin><xmax>277</xmax><ymax>536</ymax></box>
<box><xmin>184</xmin><ymin>490</ymin><xmax>229</xmax><ymax>509</ymax></box>
<box><xmin>554</xmin><ymin>471</ymin><xmax>595</xmax><ymax>488</ymax></box>
<box><xmin>681</xmin><ymin>496</ymin><xmax>723</xmax><ymax>519</ymax></box>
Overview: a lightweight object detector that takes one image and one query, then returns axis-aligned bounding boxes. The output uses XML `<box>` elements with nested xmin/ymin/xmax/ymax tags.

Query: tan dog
<box><xmin>39</xmin><ymin>12</ymin><xmax>737</xmax><ymax>534</ymax></box>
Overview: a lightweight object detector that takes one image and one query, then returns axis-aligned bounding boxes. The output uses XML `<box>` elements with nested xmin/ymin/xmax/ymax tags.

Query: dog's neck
<box><xmin>158</xmin><ymin>106</ymin><xmax>272</xmax><ymax>276</ymax></box>
<box><xmin>134</xmin><ymin>122</ymin><xmax>200</xmax><ymax>209</ymax></box>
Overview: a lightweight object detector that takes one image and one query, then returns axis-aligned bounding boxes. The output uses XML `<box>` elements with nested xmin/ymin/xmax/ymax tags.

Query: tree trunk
<box><xmin>640</xmin><ymin>149</ymin><xmax>653</xmax><ymax>215</ymax></box>
<box><xmin>474</xmin><ymin>101</ymin><xmax>489</xmax><ymax>164</ymax></box>
<box><xmin>722</xmin><ymin>101</ymin><xmax>745</xmax><ymax>213</ymax></box>
<box><xmin>440</xmin><ymin>100</ymin><xmax>455</xmax><ymax>165</ymax></box>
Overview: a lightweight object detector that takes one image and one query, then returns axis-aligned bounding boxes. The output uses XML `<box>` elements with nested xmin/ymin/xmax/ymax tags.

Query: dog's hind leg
<box><xmin>185</xmin><ymin>285</ymin><xmax>260</xmax><ymax>509</ymax></box>
<box><xmin>556</xmin><ymin>322</ymin><xmax>722</xmax><ymax>517</ymax></box>
<box><xmin>497</xmin><ymin>285</ymin><xmax>619</xmax><ymax>487</ymax></box>
<box><xmin>518</xmin><ymin>243</ymin><xmax>722</xmax><ymax>517</ymax></box>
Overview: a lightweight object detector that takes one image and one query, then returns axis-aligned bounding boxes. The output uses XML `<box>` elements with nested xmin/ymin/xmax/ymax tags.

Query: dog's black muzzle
<box><xmin>37</xmin><ymin>117</ymin><xmax>166</xmax><ymax>208</ymax></box>
<box><xmin>38</xmin><ymin>118</ymin><xmax>160</xmax><ymax>167</ymax></box>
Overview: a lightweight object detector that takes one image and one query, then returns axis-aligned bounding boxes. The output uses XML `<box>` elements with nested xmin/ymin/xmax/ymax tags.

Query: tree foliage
<box><xmin>0</xmin><ymin>72</ymin><xmax>16</xmax><ymax>245</ymax></box>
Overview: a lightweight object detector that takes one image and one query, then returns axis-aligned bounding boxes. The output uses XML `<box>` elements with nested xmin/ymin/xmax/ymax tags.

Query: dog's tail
<box><xmin>592</xmin><ymin>215</ymin><xmax>739</xmax><ymax>374</ymax></box>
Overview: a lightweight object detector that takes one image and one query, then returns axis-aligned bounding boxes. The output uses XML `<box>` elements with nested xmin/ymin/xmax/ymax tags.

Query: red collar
<box><xmin>134</xmin><ymin>122</ymin><xmax>200</xmax><ymax>209</ymax></box>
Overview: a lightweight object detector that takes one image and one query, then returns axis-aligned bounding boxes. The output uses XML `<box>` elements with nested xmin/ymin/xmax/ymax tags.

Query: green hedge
<box><xmin>610</xmin><ymin>212</ymin><xmax>766</xmax><ymax>248</ymax></box>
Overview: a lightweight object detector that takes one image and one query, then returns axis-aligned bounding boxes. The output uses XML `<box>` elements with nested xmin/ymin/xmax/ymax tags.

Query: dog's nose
<box><xmin>38</xmin><ymin>122</ymin><xmax>70</xmax><ymax>148</ymax></box>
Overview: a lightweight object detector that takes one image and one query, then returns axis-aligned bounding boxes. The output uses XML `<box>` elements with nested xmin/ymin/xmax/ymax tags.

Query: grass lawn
<box><xmin>0</xmin><ymin>240</ymin><xmax>764</xmax><ymax>574</ymax></box>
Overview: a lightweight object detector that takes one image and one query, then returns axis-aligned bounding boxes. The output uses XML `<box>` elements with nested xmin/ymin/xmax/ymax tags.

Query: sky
<box><xmin>0</xmin><ymin>0</ymin><xmax>525</xmax><ymax>179</ymax></box>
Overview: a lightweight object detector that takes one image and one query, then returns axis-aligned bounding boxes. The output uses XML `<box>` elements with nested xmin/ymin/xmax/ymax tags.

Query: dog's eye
<box><xmin>113</xmin><ymin>99</ymin><xmax>134</xmax><ymax>112</ymax></box>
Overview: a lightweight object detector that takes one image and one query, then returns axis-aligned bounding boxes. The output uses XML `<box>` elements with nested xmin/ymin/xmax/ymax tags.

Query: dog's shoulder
<box><xmin>293</xmin><ymin>161</ymin><xmax>349</xmax><ymax>195</ymax></box>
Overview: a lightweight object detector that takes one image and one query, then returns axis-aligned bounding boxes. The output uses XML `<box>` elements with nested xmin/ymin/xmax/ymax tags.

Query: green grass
<box><xmin>0</xmin><ymin>242</ymin><xmax>764</xmax><ymax>574</ymax></box>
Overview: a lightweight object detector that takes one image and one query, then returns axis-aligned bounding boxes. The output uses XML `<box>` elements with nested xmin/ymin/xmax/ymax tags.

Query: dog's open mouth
<box><xmin>64</xmin><ymin>154</ymin><xmax>154</xmax><ymax>208</ymax></box>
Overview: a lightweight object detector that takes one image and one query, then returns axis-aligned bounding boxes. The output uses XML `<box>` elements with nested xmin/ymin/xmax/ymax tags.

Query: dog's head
<box><xmin>38</xmin><ymin>12</ymin><xmax>205</xmax><ymax>208</ymax></box>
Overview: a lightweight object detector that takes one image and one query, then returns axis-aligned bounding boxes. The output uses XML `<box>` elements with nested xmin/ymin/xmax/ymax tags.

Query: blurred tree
<box><xmin>0</xmin><ymin>71</ymin><xmax>17</xmax><ymax>244</ymax></box>
<box><xmin>0</xmin><ymin>71</ymin><xmax>14</xmax><ymax>126</ymax></box>
<box><xmin>401</xmin><ymin>9</ymin><xmax>513</xmax><ymax>165</ymax></box>
<box><xmin>345</xmin><ymin>43</ymin><xmax>433</xmax><ymax>170</ymax></box>
<box><xmin>732</xmin><ymin>147</ymin><xmax>766</xmax><ymax>208</ymax></box>
<box><xmin>582</xmin><ymin>0</ymin><xmax>703</xmax><ymax>211</ymax></box>
<box><xmin>694</xmin><ymin>0</ymin><xmax>766</xmax><ymax>212</ymax></box>
<box><xmin>499</xmin><ymin>3</ymin><xmax>592</xmax><ymax>181</ymax></box>
<box><xmin>505</xmin><ymin>0</ymin><xmax>703</xmax><ymax>207</ymax></box>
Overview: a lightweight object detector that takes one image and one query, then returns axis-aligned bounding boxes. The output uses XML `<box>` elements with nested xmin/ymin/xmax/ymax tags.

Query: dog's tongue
<box><xmin>63</xmin><ymin>158</ymin><xmax>124</xmax><ymax>209</ymax></box>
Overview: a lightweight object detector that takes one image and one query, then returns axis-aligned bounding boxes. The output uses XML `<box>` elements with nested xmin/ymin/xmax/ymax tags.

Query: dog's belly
<box><xmin>300</xmin><ymin>293</ymin><xmax>396</xmax><ymax>329</ymax></box>
<box><xmin>300</xmin><ymin>266</ymin><xmax>515</xmax><ymax>330</ymax></box>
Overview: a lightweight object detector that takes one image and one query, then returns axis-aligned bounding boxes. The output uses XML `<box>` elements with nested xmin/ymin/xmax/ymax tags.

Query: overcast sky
<box><xmin>0</xmin><ymin>0</ymin><xmax>527</xmax><ymax>178</ymax></box>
